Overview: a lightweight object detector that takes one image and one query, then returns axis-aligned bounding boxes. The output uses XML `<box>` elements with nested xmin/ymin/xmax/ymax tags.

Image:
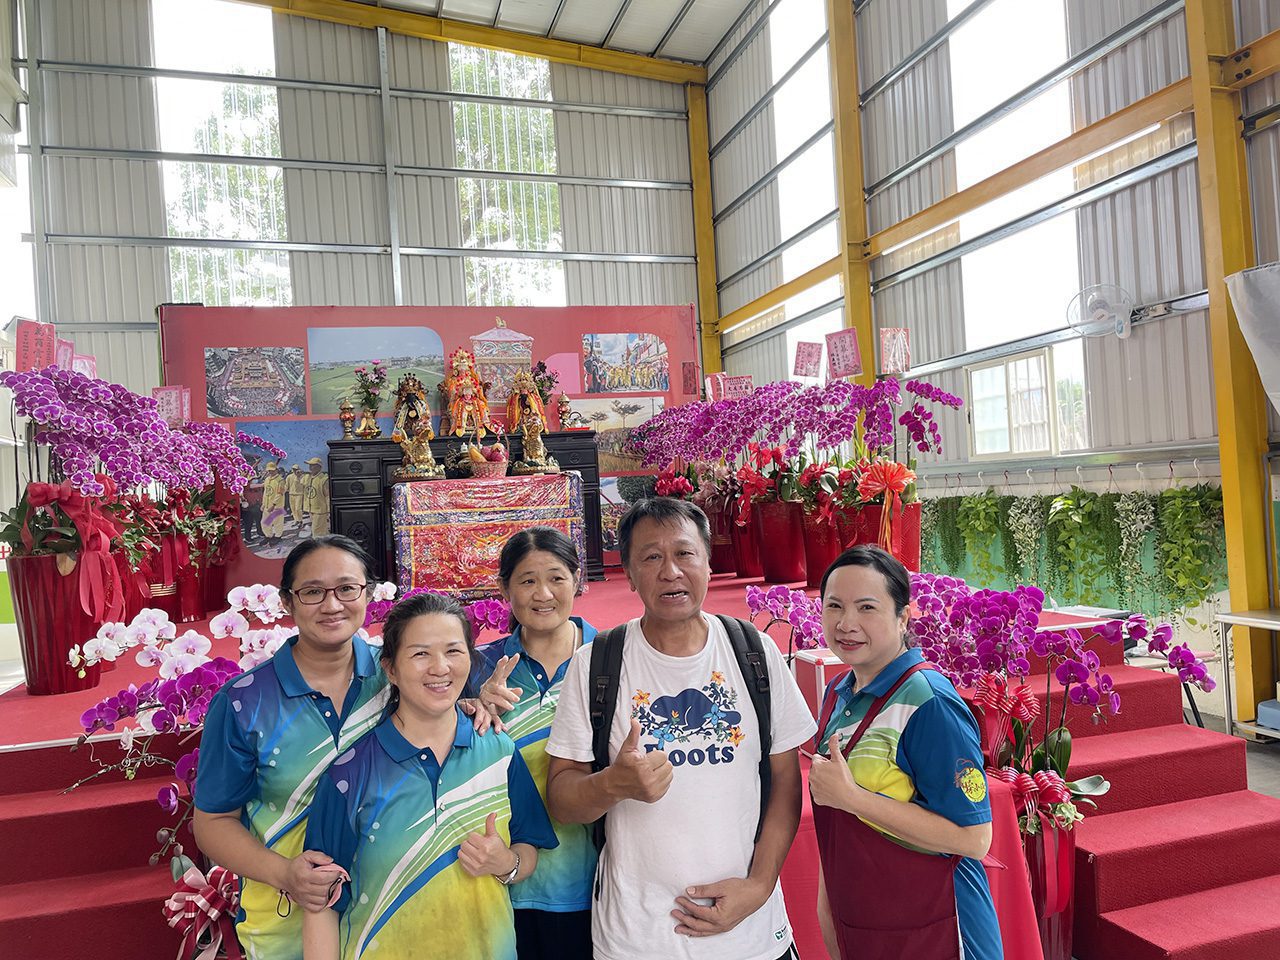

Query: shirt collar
<box><xmin>836</xmin><ymin>646</ymin><xmax>925</xmax><ymax>700</ymax></box>
<box><xmin>274</xmin><ymin>632</ymin><xmax>377</xmax><ymax>699</ymax></box>
<box><xmin>502</xmin><ymin>617</ymin><xmax>595</xmax><ymax>659</ymax></box>
<box><xmin>375</xmin><ymin>705</ymin><xmax>473</xmax><ymax>763</ymax></box>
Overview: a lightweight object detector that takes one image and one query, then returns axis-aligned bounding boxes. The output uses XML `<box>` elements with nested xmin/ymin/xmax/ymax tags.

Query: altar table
<box><xmin>392</xmin><ymin>472</ymin><xmax>587</xmax><ymax>599</ymax></box>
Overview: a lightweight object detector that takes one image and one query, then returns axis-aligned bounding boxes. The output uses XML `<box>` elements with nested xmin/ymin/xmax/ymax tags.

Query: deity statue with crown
<box><xmin>504</xmin><ymin>369</ymin><xmax>546</xmax><ymax>435</ymax></box>
<box><xmin>439</xmin><ymin>347</ymin><xmax>494</xmax><ymax>438</ymax></box>
<box><xmin>390</xmin><ymin>373</ymin><xmax>443</xmax><ymax>481</ymax></box>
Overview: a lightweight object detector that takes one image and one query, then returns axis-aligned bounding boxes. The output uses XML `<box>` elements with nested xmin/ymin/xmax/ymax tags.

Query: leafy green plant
<box><xmin>997</xmin><ymin>495</ymin><xmax>1021</xmax><ymax>581</ymax></box>
<box><xmin>920</xmin><ymin>497</ymin><xmax>940</xmax><ymax>570</ymax></box>
<box><xmin>1007</xmin><ymin>495</ymin><xmax>1048</xmax><ymax>585</ymax></box>
<box><xmin>1154</xmin><ymin>484</ymin><xmax>1224</xmax><ymax>624</ymax></box>
<box><xmin>935</xmin><ymin>496</ymin><xmax>965</xmax><ymax>574</ymax></box>
<box><xmin>1116</xmin><ymin>491</ymin><xmax>1156</xmax><ymax>611</ymax></box>
<box><xmin>0</xmin><ymin>494</ymin><xmax>79</xmax><ymax>557</ymax></box>
<box><xmin>1046</xmin><ymin>487</ymin><xmax>1111</xmax><ymax>604</ymax></box>
<box><xmin>958</xmin><ymin>490</ymin><xmax>1002</xmax><ymax>584</ymax></box>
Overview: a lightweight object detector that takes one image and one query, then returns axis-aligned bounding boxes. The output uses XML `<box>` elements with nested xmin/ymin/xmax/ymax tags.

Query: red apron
<box><xmin>813</xmin><ymin>662</ymin><xmax>963</xmax><ymax>960</ymax></box>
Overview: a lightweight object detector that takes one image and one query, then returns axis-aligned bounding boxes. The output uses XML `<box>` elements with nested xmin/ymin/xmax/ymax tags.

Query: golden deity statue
<box><xmin>439</xmin><ymin>348</ymin><xmax>493</xmax><ymax>438</ymax></box>
<box><xmin>504</xmin><ymin>369</ymin><xmax>547</xmax><ymax>435</ymax></box>
<box><xmin>391</xmin><ymin>374</ymin><xmax>443</xmax><ymax>480</ymax></box>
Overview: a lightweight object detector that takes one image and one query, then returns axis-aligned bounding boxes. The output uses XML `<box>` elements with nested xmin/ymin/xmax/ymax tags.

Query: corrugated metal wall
<box><xmin>857</xmin><ymin>0</ymin><xmax>956</xmax><ymax>233</ymax></box>
<box><xmin>551</xmin><ymin>65</ymin><xmax>697</xmax><ymax>309</ymax></box>
<box><xmin>36</xmin><ymin>0</ymin><xmax>165</xmax><ymax>395</ymax></box>
<box><xmin>273</xmin><ymin>16</ymin><xmax>395</xmax><ymax>306</ymax></box>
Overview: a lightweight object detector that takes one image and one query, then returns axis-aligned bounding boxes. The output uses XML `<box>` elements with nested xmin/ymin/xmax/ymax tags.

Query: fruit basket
<box><xmin>471</xmin><ymin>459</ymin><xmax>508</xmax><ymax>478</ymax></box>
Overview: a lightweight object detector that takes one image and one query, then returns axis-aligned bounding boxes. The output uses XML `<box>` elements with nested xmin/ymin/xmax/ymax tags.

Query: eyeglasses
<box><xmin>291</xmin><ymin>583</ymin><xmax>370</xmax><ymax>605</ymax></box>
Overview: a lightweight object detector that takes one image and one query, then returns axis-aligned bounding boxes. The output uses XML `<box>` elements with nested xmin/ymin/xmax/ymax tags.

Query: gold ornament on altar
<box><xmin>391</xmin><ymin>374</ymin><xmax>443</xmax><ymax>481</ymax></box>
<box><xmin>439</xmin><ymin>348</ymin><xmax>495</xmax><ymax>438</ymax></box>
<box><xmin>510</xmin><ymin>373</ymin><xmax>559</xmax><ymax>475</ymax></box>
<box><xmin>338</xmin><ymin>398</ymin><xmax>356</xmax><ymax>439</ymax></box>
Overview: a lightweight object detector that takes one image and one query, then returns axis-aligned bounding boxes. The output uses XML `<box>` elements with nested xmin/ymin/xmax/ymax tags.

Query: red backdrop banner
<box><xmin>158</xmin><ymin>304</ymin><xmax>697</xmax><ymax>587</ymax></box>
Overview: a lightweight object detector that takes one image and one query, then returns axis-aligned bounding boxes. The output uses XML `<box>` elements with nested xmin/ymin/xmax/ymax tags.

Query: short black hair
<box><xmin>819</xmin><ymin>545</ymin><xmax>911</xmax><ymax>615</ymax></box>
<box><xmin>617</xmin><ymin>497</ymin><xmax>711</xmax><ymax>567</ymax></box>
<box><xmin>497</xmin><ymin>526</ymin><xmax>580</xmax><ymax>586</ymax></box>
<box><xmin>379</xmin><ymin>591</ymin><xmax>476</xmax><ymax>704</ymax></box>
<box><xmin>280</xmin><ymin>535</ymin><xmax>375</xmax><ymax>594</ymax></box>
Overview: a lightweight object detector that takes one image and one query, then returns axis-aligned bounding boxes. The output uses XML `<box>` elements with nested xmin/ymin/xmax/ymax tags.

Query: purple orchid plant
<box><xmin>744</xmin><ymin>584</ymin><xmax>824</xmax><ymax>659</ymax></box>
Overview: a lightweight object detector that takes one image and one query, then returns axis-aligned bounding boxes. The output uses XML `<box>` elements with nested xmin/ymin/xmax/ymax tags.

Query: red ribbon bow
<box><xmin>855</xmin><ymin>459</ymin><xmax>916</xmax><ymax>551</ymax></box>
<box><xmin>24</xmin><ymin>478</ymin><xmax>124</xmax><ymax>622</ymax></box>
<box><xmin>163</xmin><ymin>866</ymin><xmax>244</xmax><ymax>960</ymax></box>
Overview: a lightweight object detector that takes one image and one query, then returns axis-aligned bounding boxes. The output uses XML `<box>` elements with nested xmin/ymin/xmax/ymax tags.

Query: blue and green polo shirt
<box><xmin>470</xmin><ymin>618</ymin><xmax>598</xmax><ymax>913</ymax></box>
<box><xmin>305</xmin><ymin>705</ymin><xmax>558</xmax><ymax>960</ymax></box>
<box><xmin>818</xmin><ymin>646</ymin><xmax>1003</xmax><ymax>960</ymax></box>
<box><xmin>195</xmin><ymin>633</ymin><xmax>390</xmax><ymax>960</ymax></box>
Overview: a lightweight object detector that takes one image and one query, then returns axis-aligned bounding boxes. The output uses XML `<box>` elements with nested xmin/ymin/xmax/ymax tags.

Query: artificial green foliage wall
<box><xmin>921</xmin><ymin>485</ymin><xmax>1227</xmax><ymax>624</ymax></box>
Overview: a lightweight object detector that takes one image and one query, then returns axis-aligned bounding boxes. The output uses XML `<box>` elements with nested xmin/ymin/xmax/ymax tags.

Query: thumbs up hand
<box><xmin>606</xmin><ymin>719</ymin><xmax>674</xmax><ymax>804</ymax></box>
<box><xmin>808</xmin><ymin>733</ymin><xmax>864</xmax><ymax>814</ymax></box>
<box><xmin>458</xmin><ymin>813</ymin><xmax>517</xmax><ymax>878</ymax></box>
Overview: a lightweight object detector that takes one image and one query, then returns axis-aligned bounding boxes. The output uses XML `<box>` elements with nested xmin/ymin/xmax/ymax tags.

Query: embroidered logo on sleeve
<box><xmin>955</xmin><ymin>759</ymin><xmax>987</xmax><ymax>803</ymax></box>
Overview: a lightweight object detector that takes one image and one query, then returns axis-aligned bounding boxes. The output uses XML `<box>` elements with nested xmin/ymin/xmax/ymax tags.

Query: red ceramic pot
<box><xmin>8</xmin><ymin>554</ymin><xmax>103</xmax><ymax>696</ymax></box>
<box><xmin>801</xmin><ymin>509</ymin><xmax>843</xmax><ymax>588</ymax></box>
<box><xmin>147</xmin><ymin>582</ymin><xmax>180</xmax><ymax>621</ymax></box>
<box><xmin>753</xmin><ymin>500</ymin><xmax>806</xmax><ymax>584</ymax></box>
<box><xmin>176</xmin><ymin>563</ymin><xmax>206</xmax><ymax>623</ymax></box>
<box><xmin>730</xmin><ymin>503</ymin><xmax>763</xmax><ymax>579</ymax></box>
<box><xmin>203</xmin><ymin>562</ymin><xmax>229</xmax><ymax>615</ymax></box>
<box><xmin>706</xmin><ymin>506</ymin><xmax>736</xmax><ymax>575</ymax></box>
<box><xmin>832</xmin><ymin>502</ymin><xmax>923</xmax><ymax>572</ymax></box>
<box><xmin>1025</xmin><ymin>815</ymin><xmax>1075</xmax><ymax>960</ymax></box>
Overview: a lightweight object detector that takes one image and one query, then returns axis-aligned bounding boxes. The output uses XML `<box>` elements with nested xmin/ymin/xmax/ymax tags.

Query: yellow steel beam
<box><xmin>685</xmin><ymin>83</ymin><xmax>723</xmax><ymax>375</ymax></box>
<box><xmin>826</xmin><ymin>0</ymin><xmax>874</xmax><ymax>385</ymax></box>
<box><xmin>716</xmin><ymin>255</ymin><xmax>842</xmax><ymax>337</ymax></box>
<box><xmin>230</xmin><ymin>0</ymin><xmax>706</xmax><ymax>84</ymax></box>
<box><xmin>1222</xmin><ymin>26</ymin><xmax>1280</xmax><ymax>91</ymax></box>
<box><xmin>1187</xmin><ymin>0</ymin><xmax>1274</xmax><ymax>722</ymax></box>
<box><xmin>867</xmin><ymin>78</ymin><xmax>1195</xmax><ymax>257</ymax></box>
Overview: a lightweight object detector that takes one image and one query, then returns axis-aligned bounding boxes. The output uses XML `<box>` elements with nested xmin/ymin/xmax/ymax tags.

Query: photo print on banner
<box><xmin>306</xmin><ymin>326</ymin><xmax>445</xmax><ymax>417</ymax></box>
<box><xmin>582</xmin><ymin>333</ymin><xmax>670</xmax><ymax>393</ymax></box>
<box><xmin>235</xmin><ymin>417</ymin><xmax>387</xmax><ymax>560</ymax></box>
<box><xmin>205</xmin><ymin>347</ymin><xmax>307</xmax><ymax>417</ymax></box>
<box><xmin>568</xmin><ymin>396</ymin><xmax>664</xmax><ymax>472</ymax></box>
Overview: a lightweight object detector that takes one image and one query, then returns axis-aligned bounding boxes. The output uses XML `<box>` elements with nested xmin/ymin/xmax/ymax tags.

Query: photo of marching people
<box><xmin>581</xmin><ymin>332</ymin><xmax>670</xmax><ymax>393</ymax></box>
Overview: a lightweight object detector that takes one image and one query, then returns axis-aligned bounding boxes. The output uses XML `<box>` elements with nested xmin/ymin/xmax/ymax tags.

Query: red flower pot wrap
<box><xmin>753</xmin><ymin>499</ymin><xmax>806</xmax><ymax>584</ymax></box>
<box><xmin>8</xmin><ymin>554</ymin><xmax>102</xmax><ymax>695</ymax></box>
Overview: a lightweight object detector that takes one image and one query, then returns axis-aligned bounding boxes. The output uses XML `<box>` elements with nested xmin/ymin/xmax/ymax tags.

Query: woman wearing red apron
<box><xmin>808</xmin><ymin>546</ymin><xmax>1002</xmax><ymax>960</ymax></box>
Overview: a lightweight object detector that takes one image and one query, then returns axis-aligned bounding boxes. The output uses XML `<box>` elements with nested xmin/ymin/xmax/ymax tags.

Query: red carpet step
<box><xmin>0</xmin><ymin>865</ymin><xmax>175</xmax><ymax>960</ymax></box>
<box><xmin>1092</xmin><ymin>872</ymin><xmax>1280</xmax><ymax>960</ymax></box>
<box><xmin>1073</xmin><ymin>790</ymin><xmax>1280</xmax><ymax>958</ymax></box>
<box><xmin>961</xmin><ymin>663</ymin><xmax>1185</xmax><ymax>740</ymax></box>
<box><xmin>1065</xmin><ymin>724</ymin><xmax>1248</xmax><ymax>815</ymax></box>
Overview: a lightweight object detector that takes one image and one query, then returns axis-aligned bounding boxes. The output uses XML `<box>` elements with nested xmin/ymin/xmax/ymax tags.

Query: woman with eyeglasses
<box><xmin>301</xmin><ymin>591</ymin><xmax>559</xmax><ymax>960</ymax></box>
<box><xmin>193</xmin><ymin>535</ymin><xmax>390</xmax><ymax>960</ymax></box>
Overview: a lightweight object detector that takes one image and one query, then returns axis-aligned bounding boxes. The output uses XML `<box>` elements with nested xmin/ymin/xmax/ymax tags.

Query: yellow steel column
<box><xmin>826</xmin><ymin>0</ymin><xmax>874</xmax><ymax>386</ymax></box>
<box><xmin>1187</xmin><ymin>0</ymin><xmax>1274</xmax><ymax>721</ymax></box>
<box><xmin>686</xmin><ymin>82</ymin><xmax>723</xmax><ymax>375</ymax></box>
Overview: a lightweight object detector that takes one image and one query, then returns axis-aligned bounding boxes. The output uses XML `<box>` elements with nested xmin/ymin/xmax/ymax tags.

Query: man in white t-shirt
<box><xmin>546</xmin><ymin>498</ymin><xmax>818</xmax><ymax>960</ymax></box>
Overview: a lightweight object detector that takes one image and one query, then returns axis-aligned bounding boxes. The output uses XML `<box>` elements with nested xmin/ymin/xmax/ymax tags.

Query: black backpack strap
<box><xmin>588</xmin><ymin>624</ymin><xmax>628</xmax><ymax>858</ymax></box>
<box><xmin>718</xmin><ymin>614</ymin><xmax>773</xmax><ymax>843</ymax></box>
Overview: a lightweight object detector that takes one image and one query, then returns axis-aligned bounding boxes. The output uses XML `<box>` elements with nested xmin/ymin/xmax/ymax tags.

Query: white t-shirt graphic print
<box><xmin>546</xmin><ymin>614</ymin><xmax>818</xmax><ymax>960</ymax></box>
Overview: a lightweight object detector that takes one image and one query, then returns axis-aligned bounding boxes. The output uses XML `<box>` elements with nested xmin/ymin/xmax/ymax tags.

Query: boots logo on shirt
<box><xmin>631</xmin><ymin>673</ymin><xmax>746</xmax><ymax>767</ymax></box>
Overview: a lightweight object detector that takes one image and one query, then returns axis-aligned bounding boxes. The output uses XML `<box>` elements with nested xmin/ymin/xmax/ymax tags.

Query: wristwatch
<box><xmin>497</xmin><ymin>851</ymin><xmax>521</xmax><ymax>886</ymax></box>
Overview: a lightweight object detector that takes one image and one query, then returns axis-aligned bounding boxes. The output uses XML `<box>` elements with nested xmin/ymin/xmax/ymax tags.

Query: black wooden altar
<box><xmin>327</xmin><ymin>431</ymin><xmax>604</xmax><ymax>582</ymax></box>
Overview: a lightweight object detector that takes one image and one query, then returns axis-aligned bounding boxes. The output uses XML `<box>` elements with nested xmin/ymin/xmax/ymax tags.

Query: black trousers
<box><xmin>514</xmin><ymin>908</ymin><xmax>592</xmax><ymax>960</ymax></box>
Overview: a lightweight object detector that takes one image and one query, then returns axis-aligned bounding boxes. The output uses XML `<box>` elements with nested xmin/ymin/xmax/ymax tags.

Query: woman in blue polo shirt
<box><xmin>807</xmin><ymin>545</ymin><xmax>1002</xmax><ymax>960</ymax></box>
<box><xmin>193</xmin><ymin>535</ymin><xmax>391</xmax><ymax>960</ymax></box>
<box><xmin>471</xmin><ymin>527</ymin><xmax>598</xmax><ymax>960</ymax></box>
<box><xmin>302</xmin><ymin>590</ymin><xmax>558</xmax><ymax>960</ymax></box>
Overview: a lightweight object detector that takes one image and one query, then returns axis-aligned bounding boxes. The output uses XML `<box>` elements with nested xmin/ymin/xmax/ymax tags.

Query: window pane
<box><xmin>770</xmin><ymin>46</ymin><xmax>833</xmax><ymax>160</ymax></box>
<box><xmin>169</xmin><ymin>246</ymin><xmax>291</xmax><ymax>306</ymax></box>
<box><xmin>1053</xmin><ymin>339</ymin><xmax>1089</xmax><ymax>451</ymax></box>
<box><xmin>970</xmin><ymin>365</ymin><xmax>1009</xmax><ymax>455</ymax></box>
<box><xmin>784</xmin><ymin>306</ymin><xmax>845</xmax><ymax>382</ymax></box>
<box><xmin>152</xmin><ymin>0</ymin><xmax>276</xmax><ymax>77</ymax></box>
<box><xmin>463</xmin><ymin>256</ymin><xmax>566</xmax><ymax>307</ymax></box>
<box><xmin>458</xmin><ymin>177</ymin><xmax>561</xmax><ymax>252</ymax></box>
<box><xmin>164</xmin><ymin>161</ymin><xmax>287</xmax><ymax>241</ymax></box>
<box><xmin>157</xmin><ymin>79</ymin><xmax>283</xmax><ymax>159</ymax></box>
<box><xmin>1008</xmin><ymin>354</ymin><xmax>1050</xmax><ymax>453</ymax></box>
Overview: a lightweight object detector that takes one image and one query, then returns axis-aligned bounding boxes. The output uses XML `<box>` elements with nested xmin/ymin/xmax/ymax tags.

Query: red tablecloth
<box><xmin>392</xmin><ymin>472</ymin><xmax>586</xmax><ymax>599</ymax></box>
